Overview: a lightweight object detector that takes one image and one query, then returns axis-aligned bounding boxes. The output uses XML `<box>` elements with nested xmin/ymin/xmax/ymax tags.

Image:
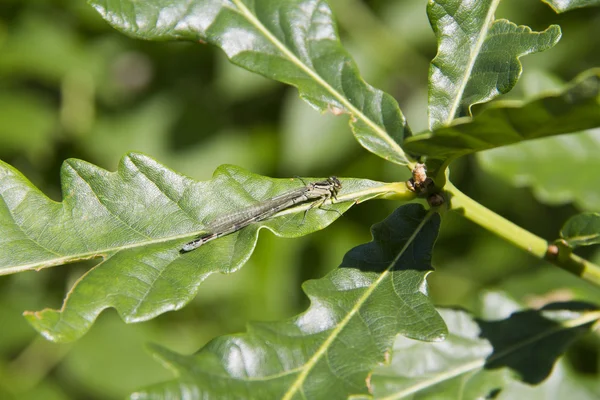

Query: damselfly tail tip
<box><xmin>180</xmin><ymin>243</ymin><xmax>197</xmax><ymax>253</ymax></box>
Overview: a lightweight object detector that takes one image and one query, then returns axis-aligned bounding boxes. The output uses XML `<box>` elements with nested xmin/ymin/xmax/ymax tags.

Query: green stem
<box><xmin>445</xmin><ymin>181</ymin><xmax>600</xmax><ymax>287</ymax></box>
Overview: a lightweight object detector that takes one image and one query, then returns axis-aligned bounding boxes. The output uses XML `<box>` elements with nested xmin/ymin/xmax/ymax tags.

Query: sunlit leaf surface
<box><xmin>427</xmin><ymin>0</ymin><xmax>560</xmax><ymax>129</ymax></box>
<box><xmin>405</xmin><ymin>70</ymin><xmax>600</xmax><ymax>170</ymax></box>
<box><xmin>88</xmin><ymin>0</ymin><xmax>411</xmax><ymax>165</ymax></box>
<box><xmin>542</xmin><ymin>0</ymin><xmax>600</xmax><ymax>13</ymax></box>
<box><xmin>478</xmin><ymin>130</ymin><xmax>600</xmax><ymax>210</ymax></box>
<box><xmin>0</xmin><ymin>153</ymin><xmax>401</xmax><ymax>342</ymax></box>
<box><xmin>366</xmin><ymin>294</ymin><xmax>600</xmax><ymax>399</ymax></box>
<box><xmin>130</xmin><ymin>204</ymin><xmax>446</xmax><ymax>400</ymax></box>
<box><xmin>560</xmin><ymin>212</ymin><xmax>600</xmax><ymax>248</ymax></box>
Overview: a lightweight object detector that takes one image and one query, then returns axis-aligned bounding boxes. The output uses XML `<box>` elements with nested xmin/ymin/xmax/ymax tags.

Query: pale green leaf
<box><xmin>404</xmin><ymin>69</ymin><xmax>600</xmax><ymax>170</ymax></box>
<box><xmin>497</xmin><ymin>359</ymin><xmax>600</xmax><ymax>400</ymax></box>
<box><xmin>0</xmin><ymin>153</ymin><xmax>404</xmax><ymax>342</ymax></box>
<box><xmin>129</xmin><ymin>204</ymin><xmax>446</xmax><ymax>400</ymax></box>
<box><xmin>542</xmin><ymin>0</ymin><xmax>600</xmax><ymax>13</ymax></box>
<box><xmin>478</xmin><ymin>130</ymin><xmax>600</xmax><ymax>210</ymax></box>
<box><xmin>366</xmin><ymin>294</ymin><xmax>600</xmax><ymax>399</ymax></box>
<box><xmin>88</xmin><ymin>0</ymin><xmax>410</xmax><ymax>165</ymax></box>
<box><xmin>560</xmin><ymin>212</ymin><xmax>600</xmax><ymax>248</ymax></box>
<box><xmin>427</xmin><ymin>0</ymin><xmax>561</xmax><ymax>129</ymax></box>
<box><xmin>476</xmin><ymin>70</ymin><xmax>600</xmax><ymax>210</ymax></box>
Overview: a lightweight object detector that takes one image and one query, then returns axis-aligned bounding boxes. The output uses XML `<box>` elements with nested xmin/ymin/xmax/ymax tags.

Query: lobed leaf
<box><xmin>478</xmin><ymin>130</ymin><xmax>600</xmax><ymax>211</ymax></box>
<box><xmin>0</xmin><ymin>152</ymin><xmax>403</xmax><ymax>342</ymax></box>
<box><xmin>88</xmin><ymin>0</ymin><xmax>411</xmax><ymax>165</ymax></box>
<box><xmin>366</xmin><ymin>294</ymin><xmax>600</xmax><ymax>399</ymax></box>
<box><xmin>129</xmin><ymin>204</ymin><xmax>446</xmax><ymax>400</ymax></box>
<box><xmin>427</xmin><ymin>0</ymin><xmax>561</xmax><ymax>129</ymax></box>
<box><xmin>560</xmin><ymin>212</ymin><xmax>600</xmax><ymax>248</ymax></box>
<box><xmin>542</xmin><ymin>0</ymin><xmax>600</xmax><ymax>13</ymax></box>
<box><xmin>404</xmin><ymin>70</ymin><xmax>600</xmax><ymax>173</ymax></box>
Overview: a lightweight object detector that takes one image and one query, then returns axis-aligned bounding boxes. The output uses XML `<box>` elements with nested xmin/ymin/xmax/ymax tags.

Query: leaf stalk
<box><xmin>445</xmin><ymin>181</ymin><xmax>600</xmax><ymax>287</ymax></box>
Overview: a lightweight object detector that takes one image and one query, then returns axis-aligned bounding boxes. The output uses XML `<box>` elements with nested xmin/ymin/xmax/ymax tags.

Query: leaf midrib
<box><xmin>564</xmin><ymin>234</ymin><xmax>600</xmax><ymax>243</ymax></box>
<box><xmin>230</xmin><ymin>0</ymin><xmax>407</xmax><ymax>164</ymax></box>
<box><xmin>281</xmin><ymin>210</ymin><xmax>436</xmax><ymax>400</ymax></box>
<box><xmin>378</xmin><ymin>311</ymin><xmax>600</xmax><ymax>400</ymax></box>
<box><xmin>443</xmin><ymin>0</ymin><xmax>500</xmax><ymax>126</ymax></box>
<box><xmin>1</xmin><ymin>185</ymin><xmax>397</xmax><ymax>275</ymax></box>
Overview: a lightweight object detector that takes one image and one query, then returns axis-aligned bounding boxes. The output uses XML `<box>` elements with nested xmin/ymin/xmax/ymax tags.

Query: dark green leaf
<box><xmin>427</xmin><ymin>0</ymin><xmax>561</xmax><ymax>129</ymax></box>
<box><xmin>542</xmin><ymin>0</ymin><xmax>600</xmax><ymax>13</ymax></box>
<box><xmin>0</xmin><ymin>153</ymin><xmax>403</xmax><ymax>342</ymax></box>
<box><xmin>560</xmin><ymin>212</ymin><xmax>600</xmax><ymax>248</ymax></box>
<box><xmin>130</xmin><ymin>204</ymin><xmax>446</xmax><ymax>400</ymax></box>
<box><xmin>405</xmin><ymin>70</ymin><xmax>600</xmax><ymax>169</ymax></box>
<box><xmin>88</xmin><ymin>0</ymin><xmax>411</xmax><ymax>165</ymax></box>
<box><xmin>367</xmin><ymin>294</ymin><xmax>600</xmax><ymax>398</ymax></box>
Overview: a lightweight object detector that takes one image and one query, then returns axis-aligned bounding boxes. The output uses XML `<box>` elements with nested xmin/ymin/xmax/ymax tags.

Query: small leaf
<box><xmin>427</xmin><ymin>0</ymin><xmax>561</xmax><ymax>129</ymax></box>
<box><xmin>0</xmin><ymin>153</ymin><xmax>403</xmax><ymax>342</ymax></box>
<box><xmin>88</xmin><ymin>0</ymin><xmax>411</xmax><ymax>165</ymax></box>
<box><xmin>478</xmin><ymin>130</ymin><xmax>600</xmax><ymax>210</ymax></box>
<box><xmin>560</xmin><ymin>212</ymin><xmax>600</xmax><ymax>248</ymax></box>
<box><xmin>405</xmin><ymin>69</ymin><xmax>600</xmax><ymax>166</ymax></box>
<box><xmin>367</xmin><ymin>294</ymin><xmax>600</xmax><ymax>398</ymax></box>
<box><xmin>542</xmin><ymin>0</ymin><xmax>600</xmax><ymax>13</ymax></box>
<box><xmin>130</xmin><ymin>204</ymin><xmax>446</xmax><ymax>400</ymax></box>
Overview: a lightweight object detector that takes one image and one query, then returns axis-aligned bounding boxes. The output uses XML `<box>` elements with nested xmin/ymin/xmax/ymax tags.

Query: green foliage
<box><xmin>130</xmin><ymin>204</ymin><xmax>445</xmax><ymax>399</ymax></box>
<box><xmin>405</xmin><ymin>70</ymin><xmax>600</xmax><ymax>177</ymax></box>
<box><xmin>1</xmin><ymin>0</ymin><xmax>599</xmax><ymax>398</ymax></box>
<box><xmin>88</xmin><ymin>0</ymin><xmax>411</xmax><ymax>166</ymax></box>
<box><xmin>0</xmin><ymin>153</ymin><xmax>397</xmax><ymax>341</ymax></box>
<box><xmin>367</xmin><ymin>293</ymin><xmax>600</xmax><ymax>398</ymax></box>
<box><xmin>476</xmin><ymin>70</ymin><xmax>600</xmax><ymax>211</ymax></box>
<box><xmin>560</xmin><ymin>212</ymin><xmax>600</xmax><ymax>248</ymax></box>
<box><xmin>542</xmin><ymin>0</ymin><xmax>600</xmax><ymax>13</ymax></box>
<box><xmin>427</xmin><ymin>0</ymin><xmax>561</xmax><ymax>129</ymax></box>
<box><xmin>478</xmin><ymin>130</ymin><xmax>600</xmax><ymax>210</ymax></box>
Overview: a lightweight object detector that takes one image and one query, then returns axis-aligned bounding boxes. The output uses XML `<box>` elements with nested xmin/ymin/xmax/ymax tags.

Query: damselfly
<box><xmin>180</xmin><ymin>177</ymin><xmax>342</xmax><ymax>253</ymax></box>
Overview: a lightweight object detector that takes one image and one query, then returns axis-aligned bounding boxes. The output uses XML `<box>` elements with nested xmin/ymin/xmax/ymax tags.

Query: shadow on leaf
<box><xmin>479</xmin><ymin>301</ymin><xmax>599</xmax><ymax>384</ymax></box>
<box><xmin>339</xmin><ymin>203</ymin><xmax>437</xmax><ymax>273</ymax></box>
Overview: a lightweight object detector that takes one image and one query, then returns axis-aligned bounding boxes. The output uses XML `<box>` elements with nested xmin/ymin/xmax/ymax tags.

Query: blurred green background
<box><xmin>0</xmin><ymin>0</ymin><xmax>599</xmax><ymax>398</ymax></box>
